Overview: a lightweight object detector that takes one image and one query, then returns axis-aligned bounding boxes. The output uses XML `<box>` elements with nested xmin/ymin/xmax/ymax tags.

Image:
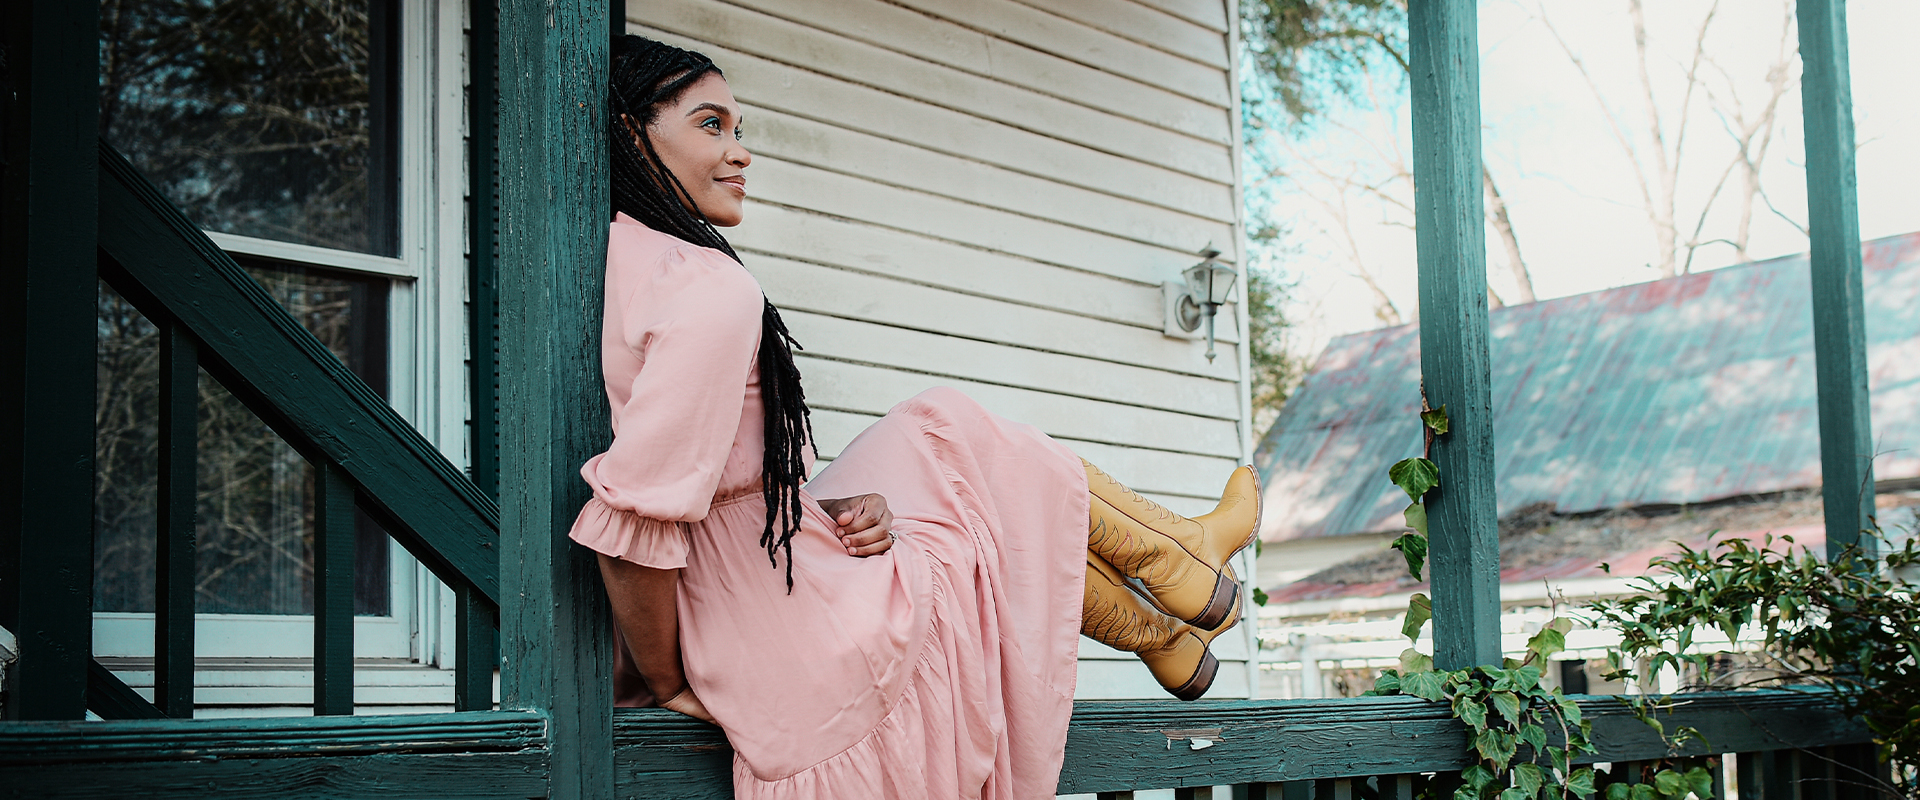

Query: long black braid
<box><xmin>608</xmin><ymin>35</ymin><xmax>814</xmax><ymax>592</ymax></box>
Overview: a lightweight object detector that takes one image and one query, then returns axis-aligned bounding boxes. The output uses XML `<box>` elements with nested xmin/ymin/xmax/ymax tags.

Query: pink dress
<box><xmin>569</xmin><ymin>213</ymin><xmax>1088</xmax><ymax>799</ymax></box>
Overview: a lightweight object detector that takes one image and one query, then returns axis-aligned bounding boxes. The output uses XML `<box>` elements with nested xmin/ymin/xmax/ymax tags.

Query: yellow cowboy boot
<box><xmin>1081</xmin><ymin>551</ymin><xmax>1241</xmax><ymax>701</ymax></box>
<box><xmin>1084</xmin><ymin>460</ymin><xmax>1261</xmax><ymax>630</ymax></box>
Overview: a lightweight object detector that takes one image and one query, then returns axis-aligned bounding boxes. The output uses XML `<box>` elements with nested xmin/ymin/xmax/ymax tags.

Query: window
<box><xmin>89</xmin><ymin>0</ymin><xmax>470</xmax><ymax>704</ymax></box>
<box><xmin>98</xmin><ymin>0</ymin><xmax>400</xmax><ymax>255</ymax></box>
<box><xmin>93</xmin><ymin>264</ymin><xmax>393</xmax><ymax>619</ymax></box>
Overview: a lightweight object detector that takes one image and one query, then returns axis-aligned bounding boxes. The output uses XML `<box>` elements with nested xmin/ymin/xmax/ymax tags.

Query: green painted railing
<box><xmin>75</xmin><ymin>143</ymin><xmax>503</xmax><ymax>718</ymax></box>
<box><xmin>0</xmin><ymin>692</ymin><xmax>1877</xmax><ymax>799</ymax></box>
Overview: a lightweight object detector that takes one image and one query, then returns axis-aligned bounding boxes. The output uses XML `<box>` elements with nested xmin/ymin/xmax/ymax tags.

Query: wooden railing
<box><xmin>0</xmin><ymin>692</ymin><xmax>1876</xmax><ymax>798</ymax></box>
<box><xmin>68</xmin><ymin>143</ymin><xmax>503</xmax><ymax>718</ymax></box>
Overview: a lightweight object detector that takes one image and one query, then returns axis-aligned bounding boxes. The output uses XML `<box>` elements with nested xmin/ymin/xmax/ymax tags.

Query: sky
<box><xmin>1255</xmin><ymin>0</ymin><xmax>1920</xmax><ymax>366</ymax></box>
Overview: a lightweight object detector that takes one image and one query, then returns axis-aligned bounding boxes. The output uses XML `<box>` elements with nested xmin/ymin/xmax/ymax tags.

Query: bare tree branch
<box><xmin>1483</xmin><ymin>167</ymin><xmax>1535</xmax><ymax>303</ymax></box>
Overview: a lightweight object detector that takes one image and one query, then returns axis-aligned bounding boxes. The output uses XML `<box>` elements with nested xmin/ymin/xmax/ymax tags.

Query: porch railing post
<box><xmin>1408</xmin><ymin>0</ymin><xmax>1502</xmax><ymax>670</ymax></box>
<box><xmin>1796</xmin><ymin>0</ymin><xmax>1877</xmax><ymax>561</ymax></box>
<box><xmin>155</xmin><ymin>321</ymin><xmax>199</xmax><ymax>717</ymax></box>
<box><xmin>496</xmin><ymin>0</ymin><xmax>616</xmax><ymax>796</ymax></box>
<box><xmin>0</xmin><ymin>0</ymin><xmax>102</xmax><ymax>721</ymax></box>
<box><xmin>312</xmin><ymin>462</ymin><xmax>356</xmax><ymax>716</ymax></box>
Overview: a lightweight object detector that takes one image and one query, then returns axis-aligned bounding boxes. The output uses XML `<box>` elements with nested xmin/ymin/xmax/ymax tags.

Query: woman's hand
<box><xmin>659</xmin><ymin>685</ymin><xmax>716</xmax><ymax>724</ymax></box>
<box><xmin>817</xmin><ymin>493</ymin><xmax>895</xmax><ymax>557</ymax></box>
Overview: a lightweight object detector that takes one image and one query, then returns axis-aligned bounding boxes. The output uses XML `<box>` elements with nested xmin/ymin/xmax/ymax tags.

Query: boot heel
<box><xmin>1191</xmin><ymin>571</ymin><xmax>1241</xmax><ymax>631</ymax></box>
<box><xmin>1169</xmin><ymin>647</ymin><xmax>1219</xmax><ymax>702</ymax></box>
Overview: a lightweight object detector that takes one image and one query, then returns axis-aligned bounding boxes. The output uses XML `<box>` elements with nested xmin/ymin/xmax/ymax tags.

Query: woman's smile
<box><xmin>641</xmin><ymin>72</ymin><xmax>753</xmax><ymax>227</ymax></box>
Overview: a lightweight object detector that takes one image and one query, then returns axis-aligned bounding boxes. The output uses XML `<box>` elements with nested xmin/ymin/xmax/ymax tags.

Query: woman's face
<box><xmin>640</xmin><ymin>72</ymin><xmax>751</xmax><ymax>227</ymax></box>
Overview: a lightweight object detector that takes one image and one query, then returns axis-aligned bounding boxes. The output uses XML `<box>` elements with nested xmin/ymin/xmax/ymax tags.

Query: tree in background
<box><xmin>1240</xmin><ymin>0</ymin><xmax>1538</xmax><ymax>333</ymax></box>
<box><xmin>1236</xmin><ymin>0</ymin><xmax>1414</xmax><ymax>423</ymax></box>
<box><xmin>1539</xmin><ymin>0</ymin><xmax>1801</xmax><ymax>277</ymax></box>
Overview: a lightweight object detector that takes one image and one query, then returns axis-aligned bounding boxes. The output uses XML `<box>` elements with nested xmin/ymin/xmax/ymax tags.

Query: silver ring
<box><xmin>887</xmin><ymin>530</ymin><xmax>897</xmax><ymax>542</ymax></box>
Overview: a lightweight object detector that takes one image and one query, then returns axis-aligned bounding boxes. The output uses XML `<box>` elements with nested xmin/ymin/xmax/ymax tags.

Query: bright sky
<box><xmin>1258</xmin><ymin>0</ymin><xmax>1920</xmax><ymax>364</ymax></box>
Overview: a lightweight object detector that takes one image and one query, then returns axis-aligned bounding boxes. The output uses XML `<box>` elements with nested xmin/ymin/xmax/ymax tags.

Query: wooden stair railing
<box><xmin>82</xmin><ymin>141</ymin><xmax>501</xmax><ymax>717</ymax></box>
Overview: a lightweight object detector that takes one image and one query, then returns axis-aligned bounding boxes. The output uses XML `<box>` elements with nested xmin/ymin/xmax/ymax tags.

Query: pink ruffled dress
<box><xmin>569</xmin><ymin>213</ymin><xmax>1088</xmax><ymax>799</ymax></box>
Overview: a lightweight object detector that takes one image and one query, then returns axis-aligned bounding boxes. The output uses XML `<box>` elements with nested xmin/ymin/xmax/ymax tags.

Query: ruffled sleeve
<box><xmin>568</xmin><ymin>232</ymin><xmax>765</xmax><ymax>569</ymax></box>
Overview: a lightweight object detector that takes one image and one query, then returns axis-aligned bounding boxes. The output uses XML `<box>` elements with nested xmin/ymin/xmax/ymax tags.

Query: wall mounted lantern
<box><xmin>1173</xmin><ymin>247</ymin><xmax>1236</xmax><ymax>362</ymax></box>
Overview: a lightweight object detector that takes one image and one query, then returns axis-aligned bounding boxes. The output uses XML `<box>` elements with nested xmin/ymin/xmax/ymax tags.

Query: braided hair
<box><xmin>608</xmin><ymin>34</ymin><xmax>814</xmax><ymax>591</ymax></box>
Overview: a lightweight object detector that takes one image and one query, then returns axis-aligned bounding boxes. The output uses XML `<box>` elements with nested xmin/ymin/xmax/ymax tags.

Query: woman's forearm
<box><xmin>596</xmin><ymin>553</ymin><xmax>688</xmax><ymax>701</ymax></box>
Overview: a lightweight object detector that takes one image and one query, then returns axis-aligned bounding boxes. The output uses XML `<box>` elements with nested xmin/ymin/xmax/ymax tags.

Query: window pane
<box><xmin>98</xmin><ymin>0</ymin><xmax>399</xmax><ymax>255</ymax></box>
<box><xmin>93</xmin><ymin>263</ymin><xmax>392</xmax><ymax>615</ymax></box>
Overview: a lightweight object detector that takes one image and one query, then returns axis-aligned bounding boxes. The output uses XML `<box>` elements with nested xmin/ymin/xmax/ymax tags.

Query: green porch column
<box><xmin>1796</xmin><ymin>0</ymin><xmax>1876</xmax><ymax>561</ymax></box>
<box><xmin>1408</xmin><ymin>0</ymin><xmax>1502</xmax><ymax>670</ymax></box>
<box><xmin>496</xmin><ymin>0</ymin><xmax>615</xmax><ymax>796</ymax></box>
<box><xmin>0</xmin><ymin>0</ymin><xmax>101</xmax><ymax>720</ymax></box>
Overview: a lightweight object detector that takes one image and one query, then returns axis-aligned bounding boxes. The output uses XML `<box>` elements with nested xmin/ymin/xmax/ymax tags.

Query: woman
<box><xmin>570</xmin><ymin>34</ymin><xmax>1263</xmax><ymax>799</ymax></box>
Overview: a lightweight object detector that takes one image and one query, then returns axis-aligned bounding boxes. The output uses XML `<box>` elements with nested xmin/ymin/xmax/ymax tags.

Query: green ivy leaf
<box><xmin>1520</xmin><ymin>723</ymin><xmax>1547</xmax><ymax>753</ymax></box>
<box><xmin>1630</xmin><ymin>783</ymin><xmax>1657</xmax><ymax>800</ymax></box>
<box><xmin>1527</xmin><ymin>622</ymin><xmax>1569</xmax><ymax>662</ymax></box>
<box><xmin>1370</xmin><ymin>671</ymin><xmax>1402</xmax><ymax>695</ymax></box>
<box><xmin>1512</xmin><ymin>665</ymin><xmax>1544</xmax><ymax>691</ymax></box>
<box><xmin>1462</xmin><ymin>765</ymin><xmax>1497</xmax><ymax>791</ymax></box>
<box><xmin>1404</xmin><ymin>502</ymin><xmax>1430</xmax><ymax>536</ymax></box>
<box><xmin>1252</xmin><ymin>586</ymin><xmax>1270</xmax><ymax>606</ymax></box>
<box><xmin>1549</xmin><ymin>746</ymin><xmax>1570</xmax><ymax>777</ymax></box>
<box><xmin>1401</xmin><ymin>647</ymin><xmax>1434</xmax><ymax>674</ymax></box>
<box><xmin>1567</xmin><ymin>768</ymin><xmax>1597</xmax><ymax>798</ymax></box>
<box><xmin>1500</xmin><ymin>788</ymin><xmax>1532</xmax><ymax>800</ymax></box>
<box><xmin>1403</xmin><ymin>669</ymin><xmax>1447</xmax><ymax>701</ymax></box>
<box><xmin>1422</xmin><ymin>405</ymin><xmax>1451</xmax><ymax>435</ymax></box>
<box><xmin>1474</xmin><ymin>729</ymin><xmax>1504</xmax><ymax>768</ymax></box>
<box><xmin>1454</xmin><ymin>693</ymin><xmax>1489</xmax><ymax>731</ymax></box>
<box><xmin>1514</xmin><ymin>763</ymin><xmax>1546</xmax><ymax>799</ymax></box>
<box><xmin>1489</xmin><ymin>690</ymin><xmax>1523</xmax><ymax>723</ymax></box>
<box><xmin>1653</xmin><ymin>770</ymin><xmax>1684</xmax><ymax>799</ymax></box>
<box><xmin>1403</xmin><ymin>593</ymin><xmax>1434</xmax><ymax>641</ymax></box>
<box><xmin>1557</xmin><ymin>698</ymin><xmax>1585</xmax><ymax>727</ymax></box>
<box><xmin>1391</xmin><ymin>532</ymin><xmax>1430</xmax><ymax>581</ymax></box>
<box><xmin>1605</xmin><ymin>783</ymin><xmax>1631</xmax><ymax>800</ymax></box>
<box><xmin>1475</xmin><ymin>729</ymin><xmax>1518</xmax><ymax>772</ymax></box>
<box><xmin>1389</xmin><ymin>457</ymin><xmax>1441</xmax><ymax>501</ymax></box>
<box><xmin>1683</xmin><ymin>767</ymin><xmax>1715</xmax><ymax>799</ymax></box>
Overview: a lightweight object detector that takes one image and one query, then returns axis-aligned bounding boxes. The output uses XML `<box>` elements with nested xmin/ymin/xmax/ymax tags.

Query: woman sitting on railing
<box><xmin>570</xmin><ymin>34</ymin><xmax>1263</xmax><ymax>799</ymax></box>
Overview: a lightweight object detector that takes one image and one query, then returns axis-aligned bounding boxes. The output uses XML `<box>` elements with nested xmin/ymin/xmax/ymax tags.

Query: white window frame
<box><xmin>94</xmin><ymin>0</ymin><xmax>473</xmax><ymax>677</ymax></box>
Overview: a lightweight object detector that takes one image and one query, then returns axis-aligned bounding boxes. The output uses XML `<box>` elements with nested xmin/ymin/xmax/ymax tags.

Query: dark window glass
<box><xmin>98</xmin><ymin>0</ymin><xmax>400</xmax><ymax>255</ymax></box>
<box><xmin>93</xmin><ymin>262</ymin><xmax>392</xmax><ymax>616</ymax></box>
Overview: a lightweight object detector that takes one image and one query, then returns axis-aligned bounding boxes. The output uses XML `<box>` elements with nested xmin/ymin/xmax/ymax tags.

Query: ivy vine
<box><xmin>1583</xmin><ymin>532</ymin><xmax>1920</xmax><ymax>798</ymax></box>
<box><xmin>1366</xmin><ymin>403</ymin><xmax>1724</xmax><ymax>800</ymax></box>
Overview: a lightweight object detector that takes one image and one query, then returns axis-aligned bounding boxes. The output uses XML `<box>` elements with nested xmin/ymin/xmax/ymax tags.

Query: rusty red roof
<box><xmin>1254</xmin><ymin>232</ymin><xmax>1920</xmax><ymax>542</ymax></box>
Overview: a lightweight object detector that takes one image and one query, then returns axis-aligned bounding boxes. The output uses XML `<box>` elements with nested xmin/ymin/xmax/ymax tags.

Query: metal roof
<box><xmin>1253</xmin><ymin>232</ymin><xmax>1920</xmax><ymax>542</ymax></box>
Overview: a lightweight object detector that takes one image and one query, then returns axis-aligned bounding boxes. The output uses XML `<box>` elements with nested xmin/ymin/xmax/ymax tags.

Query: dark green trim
<box><xmin>0</xmin><ymin>695</ymin><xmax>1869</xmax><ymax>797</ymax></box>
<box><xmin>0</xmin><ymin>711</ymin><xmax>546</xmax><ymax>763</ymax></box>
<box><xmin>1796</xmin><ymin>0</ymin><xmax>1876</xmax><ymax>560</ymax></box>
<box><xmin>1</xmin><ymin>751</ymin><xmax>552</xmax><ymax>800</ymax></box>
<box><xmin>606</xmin><ymin>692</ymin><xmax>1873</xmax><ymax>796</ymax></box>
<box><xmin>154</xmin><ymin>321</ymin><xmax>198</xmax><ymax>718</ymax></box>
<box><xmin>495</xmin><ymin>0</ymin><xmax>616</xmax><ymax>796</ymax></box>
<box><xmin>462</xmin><ymin>0</ymin><xmax>503</xmax><ymax>709</ymax></box>
<box><xmin>468</xmin><ymin>0</ymin><xmax>501</xmax><ymax>503</ymax></box>
<box><xmin>0</xmin><ymin>0</ymin><xmax>102</xmax><ymax>722</ymax></box>
<box><xmin>94</xmin><ymin>144</ymin><xmax>503</xmax><ymax>607</ymax></box>
<box><xmin>314</xmin><ymin>463</ymin><xmax>356</xmax><ymax>716</ymax></box>
<box><xmin>455</xmin><ymin>584</ymin><xmax>498</xmax><ymax>712</ymax></box>
<box><xmin>84</xmin><ymin>660</ymin><xmax>166</xmax><ymax>720</ymax></box>
<box><xmin>1408</xmin><ymin>0</ymin><xmax>1502</xmax><ymax>670</ymax></box>
<box><xmin>0</xmin><ymin>712</ymin><xmax>549</xmax><ymax>799</ymax></box>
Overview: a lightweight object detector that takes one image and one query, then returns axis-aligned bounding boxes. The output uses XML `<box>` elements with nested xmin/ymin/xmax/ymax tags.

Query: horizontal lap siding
<box><xmin>624</xmin><ymin>0</ymin><xmax>1249</xmax><ymax>698</ymax></box>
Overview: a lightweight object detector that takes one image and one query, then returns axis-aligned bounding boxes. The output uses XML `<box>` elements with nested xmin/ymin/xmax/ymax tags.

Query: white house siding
<box><xmin>624</xmin><ymin>0</ymin><xmax>1258</xmax><ymax>699</ymax></box>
